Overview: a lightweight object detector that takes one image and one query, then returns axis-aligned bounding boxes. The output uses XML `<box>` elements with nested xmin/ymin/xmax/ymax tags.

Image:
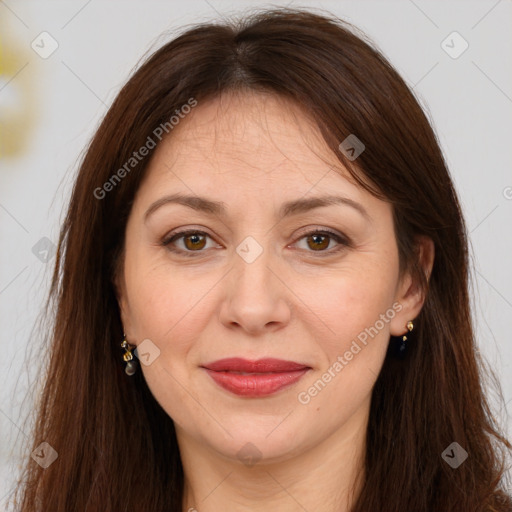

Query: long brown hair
<box><xmin>9</xmin><ymin>7</ymin><xmax>511</xmax><ymax>511</ymax></box>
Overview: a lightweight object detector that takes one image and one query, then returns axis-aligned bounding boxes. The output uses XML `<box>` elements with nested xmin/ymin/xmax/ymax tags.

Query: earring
<box><xmin>397</xmin><ymin>320</ymin><xmax>414</xmax><ymax>357</ymax></box>
<box><xmin>121</xmin><ymin>334</ymin><xmax>138</xmax><ymax>376</ymax></box>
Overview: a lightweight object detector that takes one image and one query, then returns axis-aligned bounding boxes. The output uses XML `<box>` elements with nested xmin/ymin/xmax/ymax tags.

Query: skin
<box><xmin>115</xmin><ymin>91</ymin><xmax>434</xmax><ymax>512</ymax></box>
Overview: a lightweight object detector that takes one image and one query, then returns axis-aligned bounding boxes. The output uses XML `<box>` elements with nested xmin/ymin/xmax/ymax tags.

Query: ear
<box><xmin>389</xmin><ymin>235</ymin><xmax>435</xmax><ymax>336</ymax></box>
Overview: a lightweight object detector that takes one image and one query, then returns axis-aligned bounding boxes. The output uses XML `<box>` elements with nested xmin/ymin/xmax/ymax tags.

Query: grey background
<box><xmin>1</xmin><ymin>0</ymin><xmax>511</xmax><ymax>504</ymax></box>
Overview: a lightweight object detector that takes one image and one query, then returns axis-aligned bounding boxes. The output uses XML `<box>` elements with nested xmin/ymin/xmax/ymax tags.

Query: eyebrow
<box><xmin>143</xmin><ymin>193</ymin><xmax>371</xmax><ymax>223</ymax></box>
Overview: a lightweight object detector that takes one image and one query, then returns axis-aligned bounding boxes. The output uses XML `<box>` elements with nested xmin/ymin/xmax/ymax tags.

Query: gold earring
<box><xmin>121</xmin><ymin>334</ymin><xmax>138</xmax><ymax>376</ymax></box>
<box><xmin>402</xmin><ymin>320</ymin><xmax>414</xmax><ymax>342</ymax></box>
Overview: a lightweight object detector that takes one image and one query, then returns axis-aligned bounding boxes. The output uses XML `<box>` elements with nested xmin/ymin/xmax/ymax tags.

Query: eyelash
<box><xmin>161</xmin><ymin>228</ymin><xmax>350</xmax><ymax>258</ymax></box>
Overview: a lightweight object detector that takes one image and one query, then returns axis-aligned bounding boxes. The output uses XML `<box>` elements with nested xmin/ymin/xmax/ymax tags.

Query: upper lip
<box><xmin>201</xmin><ymin>357</ymin><xmax>310</xmax><ymax>373</ymax></box>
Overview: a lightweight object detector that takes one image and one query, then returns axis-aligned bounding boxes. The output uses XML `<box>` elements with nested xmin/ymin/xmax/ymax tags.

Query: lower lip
<box><xmin>203</xmin><ymin>368</ymin><xmax>309</xmax><ymax>397</ymax></box>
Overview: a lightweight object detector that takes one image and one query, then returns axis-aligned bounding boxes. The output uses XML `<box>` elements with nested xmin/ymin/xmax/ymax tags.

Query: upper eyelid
<box><xmin>164</xmin><ymin>225</ymin><xmax>347</xmax><ymax>241</ymax></box>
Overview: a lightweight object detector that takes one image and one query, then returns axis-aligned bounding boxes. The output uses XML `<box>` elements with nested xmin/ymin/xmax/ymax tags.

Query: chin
<box><xmin>200</xmin><ymin>418</ymin><xmax>310</xmax><ymax>466</ymax></box>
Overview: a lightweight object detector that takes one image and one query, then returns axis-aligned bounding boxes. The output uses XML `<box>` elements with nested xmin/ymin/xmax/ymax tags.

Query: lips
<box><xmin>201</xmin><ymin>358</ymin><xmax>311</xmax><ymax>397</ymax></box>
<box><xmin>203</xmin><ymin>357</ymin><xmax>309</xmax><ymax>373</ymax></box>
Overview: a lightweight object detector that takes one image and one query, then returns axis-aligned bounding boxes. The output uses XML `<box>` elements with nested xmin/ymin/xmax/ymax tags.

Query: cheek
<box><xmin>294</xmin><ymin>275</ymin><xmax>397</xmax><ymax>422</ymax></box>
<box><xmin>128</xmin><ymin>279</ymin><xmax>199</xmax><ymax>349</ymax></box>
<box><xmin>123</xmin><ymin>265</ymin><xmax>214</xmax><ymax>428</ymax></box>
<box><xmin>304</xmin><ymin>260</ymin><xmax>399</xmax><ymax>354</ymax></box>
<box><xmin>124</xmin><ymin>252</ymin><xmax>219</xmax><ymax>360</ymax></box>
<box><xmin>297</xmin><ymin>258</ymin><xmax>399</xmax><ymax>413</ymax></box>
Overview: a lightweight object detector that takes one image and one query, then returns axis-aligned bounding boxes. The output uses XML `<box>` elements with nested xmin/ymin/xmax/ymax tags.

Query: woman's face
<box><xmin>116</xmin><ymin>91</ymin><xmax>425</xmax><ymax>464</ymax></box>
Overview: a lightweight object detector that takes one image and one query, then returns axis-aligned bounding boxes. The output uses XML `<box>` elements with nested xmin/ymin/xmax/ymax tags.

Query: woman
<box><xmin>10</xmin><ymin>7</ymin><xmax>511</xmax><ymax>512</ymax></box>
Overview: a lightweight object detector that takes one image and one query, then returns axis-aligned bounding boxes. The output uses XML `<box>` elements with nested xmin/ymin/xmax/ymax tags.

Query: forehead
<box><xmin>139</xmin><ymin>91</ymin><xmax>363</xmax><ymax>198</ymax></box>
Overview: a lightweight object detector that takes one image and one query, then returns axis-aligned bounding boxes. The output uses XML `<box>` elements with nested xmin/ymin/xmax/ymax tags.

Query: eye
<box><xmin>161</xmin><ymin>228</ymin><xmax>350</xmax><ymax>257</ymax></box>
<box><xmin>162</xmin><ymin>229</ymin><xmax>216</xmax><ymax>257</ymax></box>
<box><xmin>293</xmin><ymin>229</ymin><xmax>349</xmax><ymax>255</ymax></box>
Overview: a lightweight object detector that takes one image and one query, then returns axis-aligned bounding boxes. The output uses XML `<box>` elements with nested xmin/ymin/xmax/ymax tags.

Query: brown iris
<box><xmin>183</xmin><ymin>233</ymin><xmax>207</xmax><ymax>251</ymax></box>
<box><xmin>306</xmin><ymin>233</ymin><xmax>330</xmax><ymax>251</ymax></box>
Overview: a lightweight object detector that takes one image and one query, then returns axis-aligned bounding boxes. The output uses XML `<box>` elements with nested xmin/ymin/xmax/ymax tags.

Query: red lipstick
<box><xmin>201</xmin><ymin>358</ymin><xmax>310</xmax><ymax>397</ymax></box>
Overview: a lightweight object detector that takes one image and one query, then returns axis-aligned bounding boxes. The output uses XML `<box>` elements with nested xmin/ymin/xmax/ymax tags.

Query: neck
<box><xmin>178</xmin><ymin>401</ymin><xmax>368</xmax><ymax>512</ymax></box>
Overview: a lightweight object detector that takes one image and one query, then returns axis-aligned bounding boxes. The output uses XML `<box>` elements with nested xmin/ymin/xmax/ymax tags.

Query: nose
<box><xmin>219</xmin><ymin>242</ymin><xmax>292</xmax><ymax>335</ymax></box>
